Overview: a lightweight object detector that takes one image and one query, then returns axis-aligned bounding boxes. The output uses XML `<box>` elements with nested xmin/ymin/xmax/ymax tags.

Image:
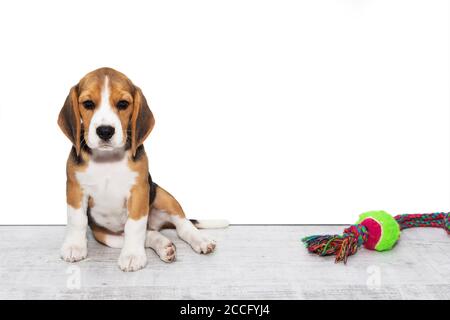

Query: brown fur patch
<box><xmin>65</xmin><ymin>150</ymin><xmax>89</xmax><ymax>208</ymax></box>
<box><xmin>160</xmin><ymin>221</ymin><xmax>176</xmax><ymax>229</ymax></box>
<box><xmin>91</xmin><ymin>224</ymin><xmax>123</xmax><ymax>246</ymax></box>
<box><xmin>91</xmin><ymin>227</ymin><xmax>107</xmax><ymax>245</ymax></box>
<box><xmin>127</xmin><ymin>150</ymin><xmax>150</xmax><ymax>220</ymax></box>
<box><xmin>131</xmin><ymin>87</ymin><xmax>155</xmax><ymax>156</ymax></box>
<box><xmin>153</xmin><ymin>185</ymin><xmax>186</xmax><ymax>218</ymax></box>
<box><xmin>58</xmin><ymin>86</ymin><xmax>81</xmax><ymax>155</ymax></box>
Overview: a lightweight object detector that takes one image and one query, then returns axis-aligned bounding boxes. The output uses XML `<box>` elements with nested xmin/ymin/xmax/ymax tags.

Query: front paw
<box><xmin>118</xmin><ymin>250</ymin><xmax>147</xmax><ymax>272</ymax></box>
<box><xmin>61</xmin><ymin>242</ymin><xmax>87</xmax><ymax>262</ymax></box>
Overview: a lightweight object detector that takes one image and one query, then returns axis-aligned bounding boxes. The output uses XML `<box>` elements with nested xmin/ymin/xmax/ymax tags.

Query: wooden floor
<box><xmin>0</xmin><ymin>225</ymin><xmax>449</xmax><ymax>299</ymax></box>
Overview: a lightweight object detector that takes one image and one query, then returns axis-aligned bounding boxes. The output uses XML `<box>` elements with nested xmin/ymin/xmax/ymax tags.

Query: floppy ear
<box><xmin>131</xmin><ymin>86</ymin><xmax>155</xmax><ymax>156</ymax></box>
<box><xmin>58</xmin><ymin>85</ymin><xmax>81</xmax><ymax>156</ymax></box>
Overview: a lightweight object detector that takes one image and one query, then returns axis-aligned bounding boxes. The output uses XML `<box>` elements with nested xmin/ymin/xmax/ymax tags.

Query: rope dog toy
<box><xmin>302</xmin><ymin>210</ymin><xmax>450</xmax><ymax>264</ymax></box>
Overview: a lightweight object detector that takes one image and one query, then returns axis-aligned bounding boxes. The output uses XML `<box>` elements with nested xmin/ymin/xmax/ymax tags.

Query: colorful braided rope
<box><xmin>394</xmin><ymin>212</ymin><xmax>450</xmax><ymax>233</ymax></box>
<box><xmin>302</xmin><ymin>212</ymin><xmax>450</xmax><ymax>264</ymax></box>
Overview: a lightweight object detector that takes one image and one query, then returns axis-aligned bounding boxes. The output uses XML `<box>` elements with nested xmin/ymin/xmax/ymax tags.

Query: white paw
<box><xmin>157</xmin><ymin>243</ymin><xmax>176</xmax><ymax>263</ymax></box>
<box><xmin>192</xmin><ymin>237</ymin><xmax>216</xmax><ymax>255</ymax></box>
<box><xmin>118</xmin><ymin>250</ymin><xmax>147</xmax><ymax>272</ymax></box>
<box><xmin>61</xmin><ymin>243</ymin><xmax>87</xmax><ymax>262</ymax></box>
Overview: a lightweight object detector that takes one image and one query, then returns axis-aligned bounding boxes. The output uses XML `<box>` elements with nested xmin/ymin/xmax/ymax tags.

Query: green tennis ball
<box><xmin>356</xmin><ymin>210</ymin><xmax>401</xmax><ymax>251</ymax></box>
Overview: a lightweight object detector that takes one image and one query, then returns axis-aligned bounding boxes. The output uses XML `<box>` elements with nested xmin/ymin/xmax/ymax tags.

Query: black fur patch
<box><xmin>124</xmin><ymin>122</ymin><xmax>132</xmax><ymax>151</ymax></box>
<box><xmin>148</xmin><ymin>173</ymin><xmax>158</xmax><ymax>205</ymax></box>
<box><xmin>69</xmin><ymin>146</ymin><xmax>83</xmax><ymax>165</ymax></box>
<box><xmin>133</xmin><ymin>145</ymin><xmax>145</xmax><ymax>161</ymax></box>
<box><xmin>69</xmin><ymin>128</ymin><xmax>91</xmax><ymax>165</ymax></box>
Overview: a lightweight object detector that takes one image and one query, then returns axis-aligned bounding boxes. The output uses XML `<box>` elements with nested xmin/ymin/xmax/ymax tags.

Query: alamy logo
<box><xmin>66</xmin><ymin>265</ymin><xmax>81</xmax><ymax>290</ymax></box>
<box><xmin>366</xmin><ymin>265</ymin><xmax>381</xmax><ymax>290</ymax></box>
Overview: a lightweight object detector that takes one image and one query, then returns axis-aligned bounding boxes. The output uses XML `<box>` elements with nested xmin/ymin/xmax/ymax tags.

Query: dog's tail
<box><xmin>190</xmin><ymin>219</ymin><xmax>229</xmax><ymax>229</ymax></box>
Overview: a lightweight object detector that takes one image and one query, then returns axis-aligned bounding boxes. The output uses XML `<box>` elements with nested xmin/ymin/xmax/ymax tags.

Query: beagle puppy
<box><xmin>58</xmin><ymin>67</ymin><xmax>228</xmax><ymax>271</ymax></box>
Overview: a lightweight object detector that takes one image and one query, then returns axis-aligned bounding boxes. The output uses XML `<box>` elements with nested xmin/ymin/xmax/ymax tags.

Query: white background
<box><xmin>0</xmin><ymin>0</ymin><xmax>448</xmax><ymax>224</ymax></box>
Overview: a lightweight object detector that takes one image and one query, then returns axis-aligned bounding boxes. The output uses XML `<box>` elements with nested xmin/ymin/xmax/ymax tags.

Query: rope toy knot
<box><xmin>343</xmin><ymin>224</ymin><xmax>369</xmax><ymax>246</ymax></box>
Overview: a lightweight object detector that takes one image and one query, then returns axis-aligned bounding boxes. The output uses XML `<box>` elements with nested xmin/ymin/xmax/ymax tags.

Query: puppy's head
<box><xmin>58</xmin><ymin>67</ymin><xmax>154</xmax><ymax>156</ymax></box>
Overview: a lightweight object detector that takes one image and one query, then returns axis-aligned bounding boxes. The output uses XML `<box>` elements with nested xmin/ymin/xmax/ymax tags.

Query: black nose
<box><xmin>96</xmin><ymin>125</ymin><xmax>115</xmax><ymax>141</ymax></box>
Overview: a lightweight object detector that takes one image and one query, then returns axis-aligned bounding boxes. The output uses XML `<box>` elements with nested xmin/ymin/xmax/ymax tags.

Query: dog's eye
<box><xmin>82</xmin><ymin>100</ymin><xmax>95</xmax><ymax>110</ymax></box>
<box><xmin>117</xmin><ymin>100</ymin><xmax>129</xmax><ymax>110</ymax></box>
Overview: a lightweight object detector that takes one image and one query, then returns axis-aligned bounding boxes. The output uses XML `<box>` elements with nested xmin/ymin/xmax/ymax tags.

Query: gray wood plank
<box><xmin>0</xmin><ymin>225</ymin><xmax>449</xmax><ymax>299</ymax></box>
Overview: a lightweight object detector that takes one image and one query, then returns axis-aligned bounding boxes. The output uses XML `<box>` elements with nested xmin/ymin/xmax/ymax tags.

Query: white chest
<box><xmin>76</xmin><ymin>157</ymin><xmax>138</xmax><ymax>232</ymax></box>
